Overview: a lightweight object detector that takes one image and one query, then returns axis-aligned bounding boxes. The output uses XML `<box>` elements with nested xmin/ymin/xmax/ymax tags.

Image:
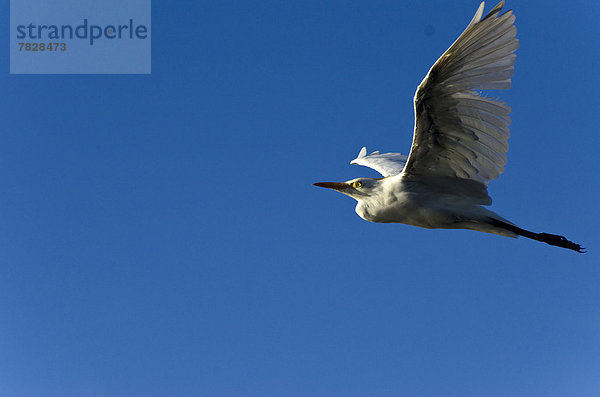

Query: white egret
<box><xmin>314</xmin><ymin>1</ymin><xmax>584</xmax><ymax>252</ymax></box>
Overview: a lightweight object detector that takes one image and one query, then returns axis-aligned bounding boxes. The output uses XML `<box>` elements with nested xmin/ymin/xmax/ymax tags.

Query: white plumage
<box><xmin>314</xmin><ymin>1</ymin><xmax>584</xmax><ymax>252</ymax></box>
<box><xmin>350</xmin><ymin>147</ymin><xmax>407</xmax><ymax>177</ymax></box>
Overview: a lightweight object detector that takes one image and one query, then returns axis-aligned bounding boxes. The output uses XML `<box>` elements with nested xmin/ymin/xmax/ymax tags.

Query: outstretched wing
<box><xmin>350</xmin><ymin>147</ymin><xmax>408</xmax><ymax>177</ymax></box>
<box><xmin>401</xmin><ymin>1</ymin><xmax>518</xmax><ymax>204</ymax></box>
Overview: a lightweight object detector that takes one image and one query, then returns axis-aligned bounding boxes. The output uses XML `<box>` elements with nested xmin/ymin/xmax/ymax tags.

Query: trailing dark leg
<box><xmin>488</xmin><ymin>218</ymin><xmax>585</xmax><ymax>253</ymax></box>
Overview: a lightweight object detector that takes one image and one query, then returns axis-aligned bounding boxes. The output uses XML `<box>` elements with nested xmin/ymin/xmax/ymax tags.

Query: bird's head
<box><xmin>313</xmin><ymin>177</ymin><xmax>382</xmax><ymax>200</ymax></box>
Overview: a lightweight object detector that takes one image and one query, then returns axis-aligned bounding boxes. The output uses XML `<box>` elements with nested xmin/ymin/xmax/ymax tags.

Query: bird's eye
<box><xmin>353</xmin><ymin>181</ymin><xmax>362</xmax><ymax>188</ymax></box>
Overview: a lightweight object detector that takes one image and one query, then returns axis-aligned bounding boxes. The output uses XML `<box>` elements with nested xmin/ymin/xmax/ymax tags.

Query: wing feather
<box><xmin>400</xmin><ymin>1</ymin><xmax>518</xmax><ymax>205</ymax></box>
<box><xmin>350</xmin><ymin>147</ymin><xmax>408</xmax><ymax>177</ymax></box>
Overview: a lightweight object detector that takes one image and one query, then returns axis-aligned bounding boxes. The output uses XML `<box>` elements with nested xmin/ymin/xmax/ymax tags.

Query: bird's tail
<box><xmin>487</xmin><ymin>218</ymin><xmax>585</xmax><ymax>253</ymax></box>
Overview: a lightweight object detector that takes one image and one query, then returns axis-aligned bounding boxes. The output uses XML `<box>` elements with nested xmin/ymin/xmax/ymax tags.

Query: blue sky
<box><xmin>1</xmin><ymin>1</ymin><xmax>599</xmax><ymax>396</ymax></box>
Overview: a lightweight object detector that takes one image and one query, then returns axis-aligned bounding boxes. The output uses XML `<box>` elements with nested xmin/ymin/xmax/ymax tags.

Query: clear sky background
<box><xmin>1</xmin><ymin>1</ymin><xmax>599</xmax><ymax>396</ymax></box>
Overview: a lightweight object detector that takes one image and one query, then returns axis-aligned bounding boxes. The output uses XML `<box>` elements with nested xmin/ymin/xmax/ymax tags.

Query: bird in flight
<box><xmin>314</xmin><ymin>1</ymin><xmax>584</xmax><ymax>253</ymax></box>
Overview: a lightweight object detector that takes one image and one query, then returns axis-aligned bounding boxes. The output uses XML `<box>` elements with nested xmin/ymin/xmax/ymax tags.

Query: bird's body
<box><xmin>345</xmin><ymin>177</ymin><xmax>514</xmax><ymax>236</ymax></box>
<box><xmin>314</xmin><ymin>1</ymin><xmax>584</xmax><ymax>252</ymax></box>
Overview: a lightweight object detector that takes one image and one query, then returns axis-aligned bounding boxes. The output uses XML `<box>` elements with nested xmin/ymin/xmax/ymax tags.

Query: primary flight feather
<box><xmin>314</xmin><ymin>1</ymin><xmax>584</xmax><ymax>253</ymax></box>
